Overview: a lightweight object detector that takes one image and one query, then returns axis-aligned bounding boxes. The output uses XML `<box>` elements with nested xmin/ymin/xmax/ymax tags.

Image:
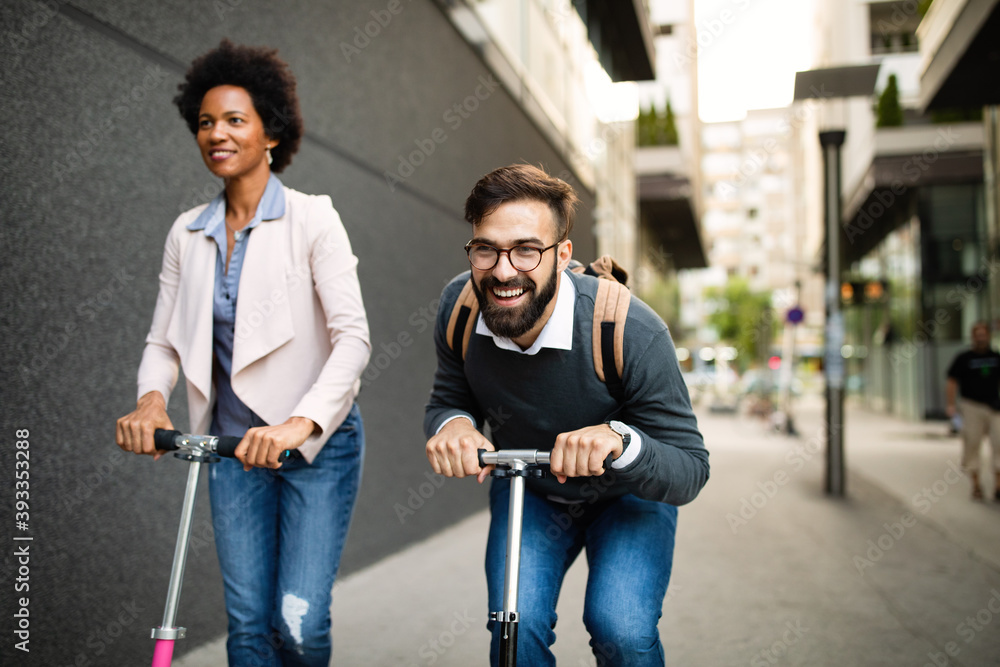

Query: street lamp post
<box><xmin>821</xmin><ymin>130</ymin><xmax>846</xmax><ymax>496</ymax></box>
<box><xmin>793</xmin><ymin>64</ymin><xmax>880</xmax><ymax>498</ymax></box>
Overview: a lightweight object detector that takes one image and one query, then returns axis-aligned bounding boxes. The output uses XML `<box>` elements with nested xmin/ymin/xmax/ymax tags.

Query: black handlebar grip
<box><xmin>153</xmin><ymin>429</ymin><xmax>182</xmax><ymax>451</ymax></box>
<box><xmin>215</xmin><ymin>436</ymin><xmax>243</xmax><ymax>458</ymax></box>
<box><xmin>478</xmin><ymin>448</ymin><xmax>486</xmax><ymax>468</ymax></box>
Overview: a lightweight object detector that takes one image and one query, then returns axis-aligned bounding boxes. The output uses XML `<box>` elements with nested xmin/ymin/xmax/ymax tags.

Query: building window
<box><xmin>869</xmin><ymin>2</ymin><xmax>921</xmax><ymax>55</ymax></box>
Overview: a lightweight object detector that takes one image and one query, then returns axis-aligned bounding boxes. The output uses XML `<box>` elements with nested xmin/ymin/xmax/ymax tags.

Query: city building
<box><xmin>672</xmin><ymin>108</ymin><xmax>824</xmax><ymax>372</ymax></box>
<box><xmin>802</xmin><ymin>0</ymin><xmax>993</xmax><ymax>420</ymax></box>
<box><xmin>0</xmin><ymin>1</ymin><xmax>656</xmax><ymax>662</ymax></box>
<box><xmin>634</xmin><ymin>0</ymin><xmax>708</xmax><ymax>347</ymax></box>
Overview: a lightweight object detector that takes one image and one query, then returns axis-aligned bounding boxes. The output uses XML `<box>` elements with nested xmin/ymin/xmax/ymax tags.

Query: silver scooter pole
<box><xmin>479</xmin><ymin>449</ymin><xmax>550</xmax><ymax>667</ymax></box>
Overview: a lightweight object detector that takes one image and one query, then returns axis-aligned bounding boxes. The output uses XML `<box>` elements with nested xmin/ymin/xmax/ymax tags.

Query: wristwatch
<box><xmin>606</xmin><ymin>420</ymin><xmax>631</xmax><ymax>459</ymax></box>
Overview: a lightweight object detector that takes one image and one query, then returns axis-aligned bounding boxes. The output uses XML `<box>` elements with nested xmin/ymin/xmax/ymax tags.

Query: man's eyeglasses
<box><xmin>465</xmin><ymin>242</ymin><xmax>560</xmax><ymax>272</ymax></box>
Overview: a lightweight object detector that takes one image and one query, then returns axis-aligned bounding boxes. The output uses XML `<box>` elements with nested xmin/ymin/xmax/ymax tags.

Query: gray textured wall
<box><xmin>0</xmin><ymin>1</ymin><xmax>597</xmax><ymax>664</ymax></box>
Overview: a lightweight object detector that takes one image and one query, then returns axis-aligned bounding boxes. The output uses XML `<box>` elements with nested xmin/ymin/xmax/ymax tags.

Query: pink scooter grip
<box><xmin>151</xmin><ymin>639</ymin><xmax>175</xmax><ymax>667</ymax></box>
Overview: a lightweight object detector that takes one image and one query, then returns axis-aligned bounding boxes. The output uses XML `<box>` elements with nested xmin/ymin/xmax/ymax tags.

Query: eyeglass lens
<box><xmin>468</xmin><ymin>245</ymin><xmax>544</xmax><ymax>271</ymax></box>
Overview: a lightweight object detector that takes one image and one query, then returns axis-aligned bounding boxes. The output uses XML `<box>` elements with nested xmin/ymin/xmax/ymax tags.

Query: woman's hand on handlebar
<box><xmin>236</xmin><ymin>417</ymin><xmax>316</xmax><ymax>471</ymax></box>
<box><xmin>116</xmin><ymin>391</ymin><xmax>174</xmax><ymax>461</ymax></box>
<box><xmin>425</xmin><ymin>418</ymin><xmax>495</xmax><ymax>483</ymax></box>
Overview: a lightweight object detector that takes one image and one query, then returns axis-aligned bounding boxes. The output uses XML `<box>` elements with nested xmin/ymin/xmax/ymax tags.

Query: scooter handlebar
<box><xmin>477</xmin><ymin>448</ymin><xmax>616</xmax><ymax>473</ymax></box>
<box><xmin>478</xmin><ymin>449</ymin><xmax>551</xmax><ymax>467</ymax></box>
<box><xmin>153</xmin><ymin>429</ymin><xmax>243</xmax><ymax>458</ymax></box>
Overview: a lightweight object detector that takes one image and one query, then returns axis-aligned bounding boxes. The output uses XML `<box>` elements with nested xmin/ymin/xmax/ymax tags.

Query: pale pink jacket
<box><xmin>136</xmin><ymin>186</ymin><xmax>371</xmax><ymax>463</ymax></box>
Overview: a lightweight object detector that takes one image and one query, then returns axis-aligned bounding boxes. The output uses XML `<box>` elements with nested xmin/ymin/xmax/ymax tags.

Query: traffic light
<box><xmin>840</xmin><ymin>282</ymin><xmax>855</xmax><ymax>304</ymax></box>
<box><xmin>841</xmin><ymin>280</ymin><xmax>887</xmax><ymax>305</ymax></box>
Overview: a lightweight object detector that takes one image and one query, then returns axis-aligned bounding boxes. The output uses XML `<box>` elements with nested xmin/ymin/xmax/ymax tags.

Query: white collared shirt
<box><xmin>447</xmin><ymin>270</ymin><xmax>641</xmax><ymax>469</ymax></box>
<box><xmin>475</xmin><ymin>269</ymin><xmax>576</xmax><ymax>354</ymax></box>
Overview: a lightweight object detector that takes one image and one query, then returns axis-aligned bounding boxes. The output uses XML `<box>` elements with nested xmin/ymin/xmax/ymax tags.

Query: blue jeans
<box><xmin>486</xmin><ymin>479</ymin><xmax>678</xmax><ymax>667</ymax></box>
<box><xmin>208</xmin><ymin>404</ymin><xmax>363</xmax><ymax>667</ymax></box>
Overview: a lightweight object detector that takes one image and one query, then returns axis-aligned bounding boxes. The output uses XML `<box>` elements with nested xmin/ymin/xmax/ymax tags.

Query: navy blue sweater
<box><xmin>424</xmin><ymin>270</ymin><xmax>709</xmax><ymax>506</ymax></box>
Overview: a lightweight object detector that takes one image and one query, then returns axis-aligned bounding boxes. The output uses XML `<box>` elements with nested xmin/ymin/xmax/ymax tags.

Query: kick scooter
<box><xmin>146</xmin><ymin>429</ymin><xmax>242</xmax><ymax>667</ymax></box>
<box><xmin>146</xmin><ymin>430</ymin><xmax>292</xmax><ymax>666</ymax></box>
<box><xmin>478</xmin><ymin>448</ymin><xmax>551</xmax><ymax>667</ymax></box>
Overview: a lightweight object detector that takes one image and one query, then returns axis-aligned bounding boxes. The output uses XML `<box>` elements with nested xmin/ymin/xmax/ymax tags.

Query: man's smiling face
<box><xmin>468</xmin><ymin>199</ymin><xmax>572</xmax><ymax>346</ymax></box>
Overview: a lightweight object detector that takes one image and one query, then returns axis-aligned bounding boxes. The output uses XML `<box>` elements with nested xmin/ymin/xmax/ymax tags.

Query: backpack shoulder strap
<box><xmin>592</xmin><ymin>279</ymin><xmax>630</xmax><ymax>402</ymax></box>
<box><xmin>445</xmin><ymin>279</ymin><xmax>478</xmax><ymax>360</ymax></box>
<box><xmin>445</xmin><ymin>274</ymin><xmax>631</xmax><ymax>402</ymax></box>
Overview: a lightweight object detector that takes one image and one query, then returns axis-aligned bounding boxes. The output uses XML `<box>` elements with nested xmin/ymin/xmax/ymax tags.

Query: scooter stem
<box><xmin>498</xmin><ymin>459</ymin><xmax>527</xmax><ymax>666</ymax></box>
<box><xmin>150</xmin><ymin>458</ymin><xmax>202</xmax><ymax>664</ymax></box>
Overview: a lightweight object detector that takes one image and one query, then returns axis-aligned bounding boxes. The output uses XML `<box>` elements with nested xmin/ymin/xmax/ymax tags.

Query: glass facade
<box><xmin>844</xmin><ymin>183</ymin><xmax>987</xmax><ymax>419</ymax></box>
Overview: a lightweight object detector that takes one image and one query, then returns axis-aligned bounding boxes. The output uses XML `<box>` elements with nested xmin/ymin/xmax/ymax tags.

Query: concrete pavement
<box><xmin>175</xmin><ymin>394</ymin><xmax>1000</xmax><ymax>666</ymax></box>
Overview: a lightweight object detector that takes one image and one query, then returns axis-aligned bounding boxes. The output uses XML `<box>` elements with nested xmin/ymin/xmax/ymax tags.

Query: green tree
<box><xmin>660</xmin><ymin>99</ymin><xmax>679</xmax><ymax>146</ymax></box>
<box><xmin>636</xmin><ymin>100</ymin><xmax>680</xmax><ymax>147</ymax></box>
<box><xmin>876</xmin><ymin>74</ymin><xmax>904</xmax><ymax>127</ymax></box>
<box><xmin>704</xmin><ymin>278</ymin><xmax>773</xmax><ymax>370</ymax></box>
<box><xmin>637</xmin><ymin>104</ymin><xmax>655</xmax><ymax>146</ymax></box>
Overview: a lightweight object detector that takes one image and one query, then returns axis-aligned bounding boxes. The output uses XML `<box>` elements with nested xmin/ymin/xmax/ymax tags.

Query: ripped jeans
<box><xmin>208</xmin><ymin>403</ymin><xmax>364</xmax><ymax>667</ymax></box>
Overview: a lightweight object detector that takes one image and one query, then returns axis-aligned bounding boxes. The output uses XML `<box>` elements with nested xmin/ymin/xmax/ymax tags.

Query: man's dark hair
<box><xmin>464</xmin><ymin>164</ymin><xmax>579</xmax><ymax>241</ymax></box>
<box><xmin>174</xmin><ymin>39</ymin><xmax>303</xmax><ymax>173</ymax></box>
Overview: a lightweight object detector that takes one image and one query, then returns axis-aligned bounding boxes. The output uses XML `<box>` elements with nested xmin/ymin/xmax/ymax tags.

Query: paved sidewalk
<box><xmin>175</xmin><ymin>395</ymin><xmax>1000</xmax><ymax>666</ymax></box>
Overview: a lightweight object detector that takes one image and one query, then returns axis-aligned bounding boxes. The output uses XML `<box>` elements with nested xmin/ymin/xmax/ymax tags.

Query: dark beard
<box><xmin>471</xmin><ymin>262</ymin><xmax>558</xmax><ymax>340</ymax></box>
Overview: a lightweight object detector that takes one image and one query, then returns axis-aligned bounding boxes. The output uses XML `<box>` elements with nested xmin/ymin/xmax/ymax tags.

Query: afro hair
<box><xmin>174</xmin><ymin>39</ymin><xmax>303</xmax><ymax>173</ymax></box>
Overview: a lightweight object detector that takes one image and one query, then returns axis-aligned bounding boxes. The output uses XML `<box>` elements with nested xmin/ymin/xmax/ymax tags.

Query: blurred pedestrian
<box><xmin>115</xmin><ymin>39</ymin><xmax>371</xmax><ymax>665</ymax></box>
<box><xmin>424</xmin><ymin>164</ymin><xmax>709</xmax><ymax>665</ymax></box>
<box><xmin>945</xmin><ymin>321</ymin><xmax>1000</xmax><ymax>501</ymax></box>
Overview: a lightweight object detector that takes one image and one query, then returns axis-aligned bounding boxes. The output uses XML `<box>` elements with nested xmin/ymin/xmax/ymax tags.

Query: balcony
<box><xmin>636</xmin><ymin>145</ymin><xmax>707</xmax><ymax>270</ymax></box>
<box><xmin>917</xmin><ymin>0</ymin><xmax>1000</xmax><ymax>110</ymax></box>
